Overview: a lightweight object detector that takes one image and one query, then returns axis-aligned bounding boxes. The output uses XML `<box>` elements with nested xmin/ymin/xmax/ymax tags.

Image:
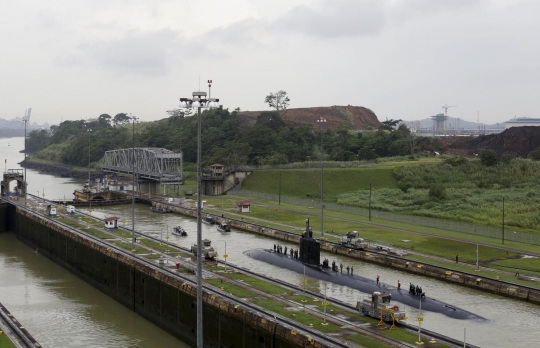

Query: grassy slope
<box><xmin>241</xmin><ymin>167</ymin><xmax>398</xmax><ymax>202</ymax></box>
<box><xmin>240</xmin><ymin>157</ymin><xmax>540</xmax><ymax>234</ymax></box>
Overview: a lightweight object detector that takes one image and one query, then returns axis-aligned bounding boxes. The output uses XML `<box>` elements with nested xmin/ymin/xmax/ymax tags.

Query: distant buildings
<box><xmin>505</xmin><ymin>117</ymin><xmax>540</xmax><ymax>129</ymax></box>
<box><xmin>0</xmin><ymin>118</ymin><xmax>45</xmax><ymax>131</ymax></box>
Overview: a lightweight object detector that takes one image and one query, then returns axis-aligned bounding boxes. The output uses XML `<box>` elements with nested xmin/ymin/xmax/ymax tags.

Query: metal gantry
<box><xmin>101</xmin><ymin>148</ymin><xmax>183</xmax><ymax>183</ymax></box>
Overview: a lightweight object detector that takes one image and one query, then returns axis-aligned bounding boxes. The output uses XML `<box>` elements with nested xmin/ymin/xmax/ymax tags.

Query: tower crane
<box><xmin>442</xmin><ymin>104</ymin><xmax>457</xmax><ymax>116</ymax></box>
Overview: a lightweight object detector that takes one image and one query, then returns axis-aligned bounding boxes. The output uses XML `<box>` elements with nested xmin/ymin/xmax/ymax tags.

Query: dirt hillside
<box><xmin>443</xmin><ymin>126</ymin><xmax>540</xmax><ymax>157</ymax></box>
<box><xmin>238</xmin><ymin>106</ymin><xmax>380</xmax><ymax>130</ymax></box>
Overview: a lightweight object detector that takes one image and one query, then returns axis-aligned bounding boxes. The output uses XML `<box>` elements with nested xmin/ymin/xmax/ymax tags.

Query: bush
<box><xmin>528</xmin><ymin>148</ymin><xmax>540</xmax><ymax>160</ymax></box>
<box><xmin>428</xmin><ymin>183</ymin><xmax>446</xmax><ymax>200</ymax></box>
<box><xmin>398</xmin><ymin>181</ymin><xmax>413</xmax><ymax>193</ymax></box>
<box><xmin>500</xmin><ymin>153</ymin><xmax>515</xmax><ymax>164</ymax></box>
<box><xmin>478</xmin><ymin>148</ymin><xmax>499</xmax><ymax>166</ymax></box>
<box><xmin>443</xmin><ymin>156</ymin><xmax>468</xmax><ymax>167</ymax></box>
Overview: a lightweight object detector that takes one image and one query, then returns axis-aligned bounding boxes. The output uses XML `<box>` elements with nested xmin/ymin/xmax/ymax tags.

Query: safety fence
<box><xmin>235</xmin><ymin>189</ymin><xmax>540</xmax><ymax>246</ymax></box>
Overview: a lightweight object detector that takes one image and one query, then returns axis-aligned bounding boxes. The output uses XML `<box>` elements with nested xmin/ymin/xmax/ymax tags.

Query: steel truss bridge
<box><xmin>101</xmin><ymin>148</ymin><xmax>183</xmax><ymax>183</ymax></box>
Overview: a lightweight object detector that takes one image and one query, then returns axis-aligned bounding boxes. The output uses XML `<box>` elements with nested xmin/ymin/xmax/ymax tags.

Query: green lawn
<box><xmin>346</xmin><ymin>335</ymin><xmax>391</xmax><ymax>348</ymax></box>
<box><xmin>206</xmin><ymin>279</ymin><xmax>257</xmax><ymax>298</ymax></box>
<box><xmin>254</xmin><ymin>299</ymin><xmax>342</xmax><ymax>333</ymax></box>
<box><xmin>0</xmin><ymin>333</ymin><xmax>16</xmax><ymax>348</ymax></box>
<box><xmin>241</xmin><ymin>168</ymin><xmax>398</xmax><ymax>202</ymax></box>
<box><xmin>221</xmin><ymin>272</ymin><xmax>292</xmax><ymax>295</ymax></box>
<box><xmin>490</xmin><ymin>258</ymin><xmax>540</xmax><ymax>278</ymax></box>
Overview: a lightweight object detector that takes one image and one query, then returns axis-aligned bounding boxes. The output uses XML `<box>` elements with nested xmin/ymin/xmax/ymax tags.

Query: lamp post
<box><xmin>179</xmin><ymin>87</ymin><xmax>220</xmax><ymax>348</ymax></box>
<box><xmin>502</xmin><ymin>197</ymin><xmax>505</xmax><ymax>245</ymax></box>
<box><xmin>369</xmin><ymin>182</ymin><xmax>372</xmax><ymax>221</ymax></box>
<box><xmin>85</xmin><ymin>124</ymin><xmax>92</xmax><ymax>215</ymax></box>
<box><xmin>22</xmin><ymin>108</ymin><xmax>30</xmax><ymax>206</ymax></box>
<box><xmin>317</xmin><ymin>117</ymin><xmax>326</xmax><ymax>237</ymax></box>
<box><xmin>130</xmin><ymin>114</ymin><xmax>139</xmax><ymax>252</ymax></box>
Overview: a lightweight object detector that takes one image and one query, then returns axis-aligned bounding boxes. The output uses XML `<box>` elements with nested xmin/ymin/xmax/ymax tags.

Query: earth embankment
<box><xmin>239</xmin><ymin>105</ymin><xmax>380</xmax><ymax>130</ymax></box>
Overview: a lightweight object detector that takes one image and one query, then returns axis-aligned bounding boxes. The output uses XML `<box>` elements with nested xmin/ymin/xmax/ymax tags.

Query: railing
<box><xmin>235</xmin><ymin>189</ymin><xmax>540</xmax><ymax>246</ymax></box>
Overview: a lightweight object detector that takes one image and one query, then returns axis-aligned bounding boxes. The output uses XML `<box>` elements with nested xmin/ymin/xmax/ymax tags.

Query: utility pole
<box><xmin>317</xmin><ymin>117</ymin><xmax>326</xmax><ymax>237</ymax></box>
<box><xmin>278</xmin><ymin>172</ymin><xmax>282</xmax><ymax>206</ymax></box>
<box><xmin>130</xmin><ymin>114</ymin><xmax>138</xmax><ymax>252</ymax></box>
<box><xmin>22</xmin><ymin>108</ymin><xmax>31</xmax><ymax>206</ymax></box>
<box><xmin>369</xmin><ymin>182</ymin><xmax>372</xmax><ymax>221</ymax></box>
<box><xmin>502</xmin><ymin>197</ymin><xmax>505</xmax><ymax>244</ymax></box>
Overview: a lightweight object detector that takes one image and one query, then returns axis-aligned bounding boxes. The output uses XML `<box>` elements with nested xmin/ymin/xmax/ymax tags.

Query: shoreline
<box><xmin>21</xmin><ymin>159</ymin><xmax>102</xmax><ymax>180</ymax></box>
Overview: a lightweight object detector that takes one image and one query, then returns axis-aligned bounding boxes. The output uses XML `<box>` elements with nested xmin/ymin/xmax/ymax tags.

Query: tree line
<box><xmin>26</xmin><ymin>108</ymin><xmax>442</xmax><ymax>167</ymax></box>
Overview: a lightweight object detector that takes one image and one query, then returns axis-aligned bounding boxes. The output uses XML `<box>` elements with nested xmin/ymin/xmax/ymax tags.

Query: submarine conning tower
<box><xmin>299</xmin><ymin>218</ymin><xmax>320</xmax><ymax>266</ymax></box>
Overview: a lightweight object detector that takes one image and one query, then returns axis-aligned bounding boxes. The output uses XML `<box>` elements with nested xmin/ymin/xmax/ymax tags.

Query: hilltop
<box><xmin>442</xmin><ymin>126</ymin><xmax>540</xmax><ymax>157</ymax></box>
<box><xmin>238</xmin><ymin>105</ymin><xmax>380</xmax><ymax>130</ymax></box>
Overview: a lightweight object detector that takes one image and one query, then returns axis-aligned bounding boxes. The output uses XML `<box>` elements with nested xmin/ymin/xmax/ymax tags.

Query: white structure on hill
<box><xmin>505</xmin><ymin>117</ymin><xmax>540</xmax><ymax>128</ymax></box>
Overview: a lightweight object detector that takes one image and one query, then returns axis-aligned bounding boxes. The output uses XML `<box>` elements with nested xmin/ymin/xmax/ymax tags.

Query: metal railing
<box><xmin>235</xmin><ymin>189</ymin><xmax>540</xmax><ymax>246</ymax></box>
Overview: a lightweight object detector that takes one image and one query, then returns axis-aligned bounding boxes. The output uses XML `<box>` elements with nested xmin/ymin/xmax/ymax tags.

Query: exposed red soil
<box><xmin>238</xmin><ymin>106</ymin><xmax>380</xmax><ymax>130</ymax></box>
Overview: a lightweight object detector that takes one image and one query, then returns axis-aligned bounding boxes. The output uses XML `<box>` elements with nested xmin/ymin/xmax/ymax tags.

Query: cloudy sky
<box><xmin>1</xmin><ymin>0</ymin><xmax>538</xmax><ymax>125</ymax></box>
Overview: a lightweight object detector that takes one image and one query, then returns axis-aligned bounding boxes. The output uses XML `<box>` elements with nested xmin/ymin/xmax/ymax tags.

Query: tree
<box><xmin>211</xmin><ymin>141</ymin><xmax>252</xmax><ymax>165</ymax></box>
<box><xmin>528</xmin><ymin>148</ymin><xmax>540</xmax><ymax>160</ymax></box>
<box><xmin>264</xmin><ymin>90</ymin><xmax>290</xmax><ymax>113</ymax></box>
<box><xmin>478</xmin><ymin>148</ymin><xmax>499</xmax><ymax>166</ymax></box>
<box><xmin>26</xmin><ymin>129</ymin><xmax>50</xmax><ymax>153</ymax></box>
<box><xmin>256</xmin><ymin>111</ymin><xmax>286</xmax><ymax>131</ymax></box>
<box><xmin>97</xmin><ymin>114</ymin><xmax>112</xmax><ymax>128</ymax></box>
<box><xmin>113</xmin><ymin>113</ymin><xmax>131</xmax><ymax>125</ymax></box>
<box><xmin>166</xmin><ymin>108</ymin><xmax>192</xmax><ymax>119</ymax></box>
<box><xmin>379</xmin><ymin>118</ymin><xmax>402</xmax><ymax>131</ymax></box>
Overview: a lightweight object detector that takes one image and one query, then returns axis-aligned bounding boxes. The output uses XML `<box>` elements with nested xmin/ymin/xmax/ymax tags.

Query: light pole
<box><xmin>86</xmin><ymin>125</ymin><xmax>92</xmax><ymax>189</ymax></box>
<box><xmin>22</xmin><ymin>108</ymin><xmax>30</xmax><ymax>206</ymax></box>
<box><xmin>179</xmin><ymin>88</ymin><xmax>220</xmax><ymax>348</ymax></box>
<box><xmin>502</xmin><ymin>197</ymin><xmax>505</xmax><ymax>245</ymax></box>
<box><xmin>317</xmin><ymin>117</ymin><xmax>326</xmax><ymax>237</ymax></box>
<box><xmin>130</xmin><ymin>114</ymin><xmax>139</xmax><ymax>252</ymax></box>
<box><xmin>85</xmin><ymin>124</ymin><xmax>92</xmax><ymax>215</ymax></box>
<box><xmin>369</xmin><ymin>182</ymin><xmax>372</xmax><ymax>221</ymax></box>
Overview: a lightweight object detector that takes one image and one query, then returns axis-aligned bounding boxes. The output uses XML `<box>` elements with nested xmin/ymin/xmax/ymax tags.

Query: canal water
<box><xmin>2</xmin><ymin>137</ymin><xmax>539</xmax><ymax>347</ymax></box>
<box><xmin>0</xmin><ymin>137</ymin><xmax>188</xmax><ymax>348</ymax></box>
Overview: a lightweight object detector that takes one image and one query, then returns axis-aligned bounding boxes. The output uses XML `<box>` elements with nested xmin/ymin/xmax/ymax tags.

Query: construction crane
<box><xmin>442</xmin><ymin>104</ymin><xmax>457</xmax><ymax>116</ymax></box>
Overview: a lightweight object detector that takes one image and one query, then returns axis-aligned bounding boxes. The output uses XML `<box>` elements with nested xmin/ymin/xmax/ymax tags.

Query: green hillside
<box><xmin>240</xmin><ymin>167</ymin><xmax>397</xmax><ymax>202</ymax></box>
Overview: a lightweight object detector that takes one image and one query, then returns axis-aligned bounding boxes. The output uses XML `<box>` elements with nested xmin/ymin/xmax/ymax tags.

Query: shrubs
<box><xmin>428</xmin><ymin>184</ymin><xmax>446</xmax><ymax>200</ymax></box>
<box><xmin>443</xmin><ymin>156</ymin><xmax>468</xmax><ymax>167</ymax></box>
<box><xmin>528</xmin><ymin>147</ymin><xmax>540</xmax><ymax>160</ymax></box>
<box><xmin>478</xmin><ymin>148</ymin><xmax>499</xmax><ymax>166</ymax></box>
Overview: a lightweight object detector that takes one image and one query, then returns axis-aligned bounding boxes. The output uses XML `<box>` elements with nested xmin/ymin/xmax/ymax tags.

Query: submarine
<box><xmin>245</xmin><ymin>219</ymin><xmax>486</xmax><ymax>321</ymax></box>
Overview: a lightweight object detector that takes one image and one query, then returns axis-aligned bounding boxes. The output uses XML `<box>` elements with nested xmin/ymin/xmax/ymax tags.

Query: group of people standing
<box><xmin>273</xmin><ymin>244</ymin><xmax>299</xmax><ymax>259</ymax></box>
<box><xmin>273</xmin><ymin>243</ymin><xmax>428</xmax><ymax>297</ymax></box>
<box><xmin>323</xmin><ymin>259</ymin><xmax>354</xmax><ymax>275</ymax></box>
<box><xmin>409</xmin><ymin>283</ymin><xmax>425</xmax><ymax>297</ymax></box>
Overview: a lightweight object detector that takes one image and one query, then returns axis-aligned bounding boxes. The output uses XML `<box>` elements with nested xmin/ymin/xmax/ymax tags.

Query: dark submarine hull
<box><xmin>245</xmin><ymin>248</ymin><xmax>486</xmax><ymax>321</ymax></box>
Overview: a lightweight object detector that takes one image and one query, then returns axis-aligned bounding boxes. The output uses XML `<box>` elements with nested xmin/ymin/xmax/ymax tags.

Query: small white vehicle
<box><xmin>339</xmin><ymin>231</ymin><xmax>369</xmax><ymax>249</ymax></box>
<box><xmin>47</xmin><ymin>205</ymin><xmax>57</xmax><ymax>217</ymax></box>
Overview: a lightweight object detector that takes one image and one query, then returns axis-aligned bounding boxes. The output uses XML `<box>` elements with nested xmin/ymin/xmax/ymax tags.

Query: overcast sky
<box><xmin>1</xmin><ymin>0</ymin><xmax>538</xmax><ymax>125</ymax></box>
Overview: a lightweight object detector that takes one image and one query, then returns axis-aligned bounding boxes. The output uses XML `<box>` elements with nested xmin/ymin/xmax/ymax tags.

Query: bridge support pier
<box><xmin>138</xmin><ymin>181</ymin><xmax>161</xmax><ymax>195</ymax></box>
<box><xmin>1</xmin><ymin>169</ymin><xmax>26</xmax><ymax>198</ymax></box>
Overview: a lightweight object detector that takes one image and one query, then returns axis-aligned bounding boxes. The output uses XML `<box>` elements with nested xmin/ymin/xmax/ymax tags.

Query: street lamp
<box><xmin>317</xmin><ymin>117</ymin><xmax>326</xmax><ymax>237</ymax></box>
<box><xmin>85</xmin><ymin>124</ymin><xmax>92</xmax><ymax>215</ymax></box>
<box><xmin>179</xmin><ymin>87</ymin><xmax>220</xmax><ymax>348</ymax></box>
<box><xmin>130</xmin><ymin>114</ymin><xmax>139</xmax><ymax>252</ymax></box>
<box><xmin>85</xmin><ymin>125</ymin><xmax>92</xmax><ymax>189</ymax></box>
<box><xmin>22</xmin><ymin>108</ymin><xmax>30</xmax><ymax>206</ymax></box>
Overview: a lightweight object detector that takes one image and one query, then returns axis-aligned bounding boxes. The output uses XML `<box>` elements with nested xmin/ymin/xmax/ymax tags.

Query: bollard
<box><xmin>176</xmin><ymin>262</ymin><xmax>180</xmax><ymax>269</ymax></box>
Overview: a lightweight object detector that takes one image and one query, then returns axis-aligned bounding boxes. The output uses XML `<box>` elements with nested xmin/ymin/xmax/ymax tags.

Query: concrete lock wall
<box><xmin>10</xmin><ymin>207</ymin><xmax>320</xmax><ymax>348</ymax></box>
<box><xmin>0</xmin><ymin>203</ymin><xmax>16</xmax><ymax>233</ymax></box>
